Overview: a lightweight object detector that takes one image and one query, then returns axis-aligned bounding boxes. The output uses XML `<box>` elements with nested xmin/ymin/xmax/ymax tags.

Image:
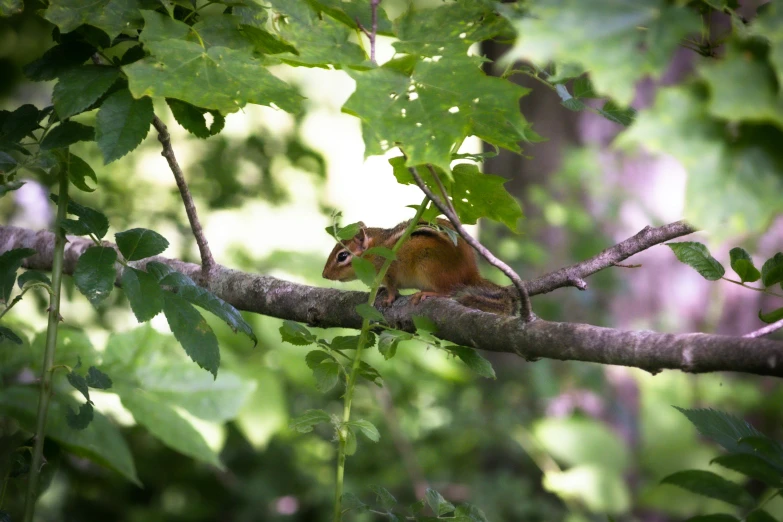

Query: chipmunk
<box><xmin>322</xmin><ymin>218</ymin><xmax>519</xmax><ymax>315</ymax></box>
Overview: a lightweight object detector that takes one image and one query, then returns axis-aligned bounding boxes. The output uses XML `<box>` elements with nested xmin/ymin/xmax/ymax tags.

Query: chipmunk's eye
<box><xmin>337</xmin><ymin>251</ymin><xmax>350</xmax><ymax>263</ymax></box>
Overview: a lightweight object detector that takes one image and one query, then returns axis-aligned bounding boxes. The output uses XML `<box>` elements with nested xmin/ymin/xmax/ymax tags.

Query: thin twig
<box><xmin>357</xmin><ymin>0</ymin><xmax>381</xmax><ymax>65</ymax></box>
<box><xmin>526</xmin><ymin>221</ymin><xmax>698</xmax><ymax>296</ymax></box>
<box><xmin>744</xmin><ymin>319</ymin><xmax>783</xmax><ymax>339</ymax></box>
<box><xmin>409</xmin><ymin>166</ymin><xmax>534</xmax><ymax>322</ymax></box>
<box><xmin>151</xmin><ymin>116</ymin><xmax>216</xmax><ymax>278</ymax></box>
<box><xmin>612</xmin><ymin>262</ymin><xmax>642</xmax><ymax>269</ymax></box>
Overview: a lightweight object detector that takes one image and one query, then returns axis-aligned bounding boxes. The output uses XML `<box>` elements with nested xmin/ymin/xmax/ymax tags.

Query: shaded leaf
<box><xmin>0</xmin><ymin>247</ymin><xmax>36</xmax><ymax>302</ymax></box>
<box><xmin>66</xmin><ymin>402</ymin><xmax>94</xmax><ymax>430</ymax></box>
<box><xmin>0</xmin><ymin>325</ymin><xmax>23</xmax><ymax>345</ymax></box>
<box><xmin>711</xmin><ymin>453</ymin><xmax>782</xmax><ymax>487</ymax></box>
<box><xmin>52</xmin><ymin>66</ymin><xmax>120</xmax><ymax>120</ymax></box>
<box><xmin>347</xmin><ymin>419</ymin><xmax>380</xmax><ymax>442</ymax></box>
<box><xmin>96</xmin><ymin>89</ymin><xmax>153</xmax><ymax>163</ymax></box>
<box><xmin>280</xmin><ymin>320</ymin><xmax>316</xmax><ymax>346</ymax></box>
<box><xmin>86</xmin><ymin>366</ymin><xmax>112</xmax><ymax>390</ymax></box>
<box><xmin>426</xmin><ymin>488</ymin><xmax>456</xmax><ymax>516</ymax></box>
<box><xmin>163</xmin><ymin>291</ymin><xmax>220</xmax><ymax>377</ymax></box>
<box><xmin>351</xmin><ymin>256</ymin><xmax>376</xmax><ymax>288</ymax></box>
<box><xmin>59</xmin><ymin>151</ymin><xmax>98</xmax><ymax>192</ymax></box>
<box><xmin>370</xmin><ymin>484</ymin><xmax>397</xmax><ymax>511</ymax></box>
<box><xmin>73</xmin><ymin>246</ymin><xmax>117</xmax><ymax>307</ymax></box>
<box><xmin>667</xmin><ymin>242</ymin><xmax>725</xmax><ymax>280</ymax></box>
<box><xmin>312</xmin><ymin>361</ymin><xmax>340</xmax><ymax>392</ymax></box>
<box><xmin>174</xmin><ymin>285</ymin><xmax>257</xmax><ymax>345</ymax></box>
<box><xmin>661</xmin><ymin>470</ymin><xmax>754</xmax><ymax>508</ymax></box>
<box><xmin>23</xmin><ymin>41</ymin><xmax>96</xmax><ymax>81</ymax></box>
<box><xmin>17</xmin><ymin>270</ymin><xmax>51</xmax><ymax>289</ymax></box>
<box><xmin>121</xmin><ymin>267</ymin><xmax>163</xmax><ymax>322</ymax></box>
<box><xmin>166</xmin><ymin>98</ymin><xmax>225</xmax><ymax>139</ymax></box>
<box><xmin>41</xmin><ymin>121</ymin><xmax>95</xmax><ymax>150</ymax></box>
<box><xmin>729</xmin><ymin>247</ymin><xmax>761</xmax><ymax>283</ymax></box>
<box><xmin>289</xmin><ymin>409</ymin><xmax>330</xmax><ymax>433</ymax></box>
<box><xmin>761</xmin><ymin>253</ymin><xmax>783</xmax><ymax>288</ymax></box>
<box><xmin>115</xmin><ymin>228</ymin><xmax>169</xmax><ymax>261</ymax></box>
<box><xmin>51</xmin><ymin>195</ymin><xmax>109</xmax><ymax>239</ymax></box>
<box><xmin>355</xmin><ymin>303</ymin><xmax>385</xmax><ymax>323</ymax></box>
<box><xmin>450</xmin><ymin>345</ymin><xmax>496</xmax><ymax>379</ymax></box>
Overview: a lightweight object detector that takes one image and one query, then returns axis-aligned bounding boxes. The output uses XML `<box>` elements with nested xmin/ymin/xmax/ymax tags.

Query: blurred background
<box><xmin>1</xmin><ymin>1</ymin><xmax>782</xmax><ymax>521</ymax></box>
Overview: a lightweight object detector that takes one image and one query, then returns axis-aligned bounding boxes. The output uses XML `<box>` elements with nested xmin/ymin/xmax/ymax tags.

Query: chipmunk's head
<box><xmin>322</xmin><ymin>223</ymin><xmax>369</xmax><ymax>282</ymax></box>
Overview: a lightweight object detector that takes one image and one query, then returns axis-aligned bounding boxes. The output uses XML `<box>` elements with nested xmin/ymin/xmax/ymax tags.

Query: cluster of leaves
<box><xmin>661</xmin><ymin>407</ymin><xmax>783</xmax><ymax>521</ymax></box>
<box><xmin>668</xmin><ymin>242</ymin><xmax>783</xmax><ymax>324</ymax></box>
<box><xmin>342</xmin><ymin>485</ymin><xmax>489</xmax><ymax>521</ymax></box>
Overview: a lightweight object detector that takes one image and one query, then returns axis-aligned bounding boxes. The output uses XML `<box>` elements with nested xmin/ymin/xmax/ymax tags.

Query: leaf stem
<box><xmin>23</xmin><ymin>165</ymin><xmax>69</xmax><ymax>522</ymax></box>
<box><xmin>721</xmin><ymin>277</ymin><xmax>783</xmax><ymax>299</ymax></box>
<box><xmin>332</xmin><ymin>195</ymin><xmax>429</xmax><ymax>522</ymax></box>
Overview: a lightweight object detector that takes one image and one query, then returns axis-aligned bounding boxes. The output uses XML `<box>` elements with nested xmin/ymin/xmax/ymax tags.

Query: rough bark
<box><xmin>2</xmin><ymin>225</ymin><xmax>782</xmax><ymax>378</ymax></box>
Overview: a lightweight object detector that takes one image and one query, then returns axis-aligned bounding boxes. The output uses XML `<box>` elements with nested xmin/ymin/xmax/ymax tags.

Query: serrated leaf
<box><xmin>358</xmin><ymin>361</ymin><xmax>382</xmax><ymax>387</ymax></box>
<box><xmin>73</xmin><ymin>246</ymin><xmax>117</xmax><ymax>307</ymax></box>
<box><xmin>412</xmin><ymin>315</ymin><xmax>437</xmax><ymax>333</ymax></box>
<box><xmin>58</xmin><ymin>151</ymin><xmax>98</xmax><ymax>193</ymax></box>
<box><xmin>761</xmin><ymin>253</ymin><xmax>783</xmax><ymax>288</ymax></box>
<box><xmin>351</xmin><ymin>256</ymin><xmax>376</xmax><ymax>288</ymax></box>
<box><xmin>450</xmin><ymin>345</ymin><xmax>496</xmax><ymax>379</ymax></box>
<box><xmin>455</xmin><ymin>503</ymin><xmax>489</xmax><ymax>522</ymax></box>
<box><xmin>86</xmin><ymin>366</ymin><xmax>112</xmax><ymax>389</ymax></box>
<box><xmin>145</xmin><ymin>261</ymin><xmax>175</xmax><ymax>281</ymax></box>
<box><xmin>41</xmin><ymin>121</ymin><xmax>95</xmax><ymax>150</ymax></box>
<box><xmin>661</xmin><ymin>470</ymin><xmax>753</xmax><ymax>508</ymax></box>
<box><xmin>737</xmin><ymin>436</ymin><xmax>783</xmax><ymax>469</ymax></box>
<box><xmin>279</xmin><ymin>320</ymin><xmax>316</xmax><ymax>346</ymax></box>
<box><xmin>345</xmin><ymin>55</ymin><xmax>537</xmax><ymax>175</ymax></box>
<box><xmin>598</xmin><ymin>100</ymin><xmax>636</xmax><ymax>126</ymax></box>
<box><xmin>44</xmin><ymin>0</ymin><xmax>152</xmax><ymax>40</ymax></box>
<box><xmin>667</xmin><ymin>242</ymin><xmax>725</xmax><ymax>281</ymax></box>
<box><xmin>121</xmin><ymin>389</ymin><xmax>223</xmax><ymax>468</ymax></box>
<box><xmin>426</xmin><ymin>488</ymin><xmax>455</xmax><ymax>516</ymax></box>
<box><xmin>325</xmin><ymin>221</ymin><xmax>361</xmax><ymax>241</ymax></box>
<box><xmin>758</xmin><ymin>307</ymin><xmax>783</xmax><ymax>324</ymax></box>
<box><xmin>17</xmin><ymin>270</ymin><xmax>51</xmax><ymax>290</ymax></box>
<box><xmin>163</xmin><ymin>291</ymin><xmax>220</xmax><ymax>377</ymax></box>
<box><xmin>347</xmin><ymin>419</ymin><xmax>380</xmax><ymax>442</ymax></box>
<box><xmin>729</xmin><ymin>247</ymin><xmax>761</xmax><ymax>283</ymax></box>
<box><xmin>1</xmin><ymin>104</ymin><xmax>40</xmax><ymax>141</ymax></box>
<box><xmin>52</xmin><ymin>66</ymin><xmax>120</xmax><ymax>120</ymax></box>
<box><xmin>0</xmin><ymin>247</ymin><xmax>36</xmax><ymax>303</ymax></box>
<box><xmin>174</xmin><ymin>285</ymin><xmax>257</xmax><ymax>345</ymax></box>
<box><xmin>341</xmin><ymin>492</ymin><xmax>368</xmax><ymax>513</ymax></box>
<box><xmin>355</xmin><ymin>303</ymin><xmax>385</xmax><ymax>323</ymax></box>
<box><xmin>67</xmin><ymin>368</ymin><xmax>90</xmax><ymax>402</ymax></box>
<box><xmin>115</xmin><ymin>228</ymin><xmax>169</xmax><ymax>261</ymax></box>
<box><xmin>711</xmin><ymin>453</ymin><xmax>782</xmax><ymax>487</ymax></box>
<box><xmin>96</xmin><ymin>89</ymin><xmax>153</xmax><ymax>164</ymax></box>
<box><xmin>370</xmin><ymin>485</ymin><xmax>397</xmax><ymax>510</ymax></box>
<box><xmin>66</xmin><ymin>402</ymin><xmax>94</xmax><ymax>430</ymax></box>
<box><xmin>23</xmin><ymin>41</ymin><xmax>96</xmax><ymax>82</ymax></box>
<box><xmin>124</xmin><ymin>14</ymin><xmax>303</xmax><ymax>115</ymax></box>
<box><xmin>331</xmin><ymin>335</ymin><xmax>368</xmax><ymax>351</ymax></box>
<box><xmin>378</xmin><ymin>331</ymin><xmax>405</xmax><ymax>360</ymax></box>
<box><xmin>0</xmin><ymin>325</ymin><xmax>23</xmax><ymax>345</ymax></box>
<box><xmin>166</xmin><ymin>98</ymin><xmax>225</xmax><ymax>139</ymax></box>
<box><xmin>51</xmin><ymin>195</ymin><xmax>109</xmax><ymax>238</ymax></box>
<box><xmin>121</xmin><ymin>267</ymin><xmax>163</xmax><ymax>322</ymax></box>
<box><xmin>312</xmin><ymin>361</ymin><xmax>340</xmax><ymax>392</ymax></box>
<box><xmin>305</xmin><ymin>350</ymin><xmax>335</xmax><ymax>368</ymax></box>
<box><xmin>675</xmin><ymin>408</ymin><xmax>773</xmax><ymax>459</ymax></box>
<box><xmin>289</xmin><ymin>409</ymin><xmax>330</xmax><ymax>433</ymax></box>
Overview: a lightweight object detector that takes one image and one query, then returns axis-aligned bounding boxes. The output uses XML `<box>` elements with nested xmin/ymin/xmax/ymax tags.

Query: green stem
<box><xmin>722</xmin><ymin>277</ymin><xmax>783</xmax><ymax>299</ymax></box>
<box><xmin>23</xmin><ymin>170</ymin><xmax>69</xmax><ymax>522</ymax></box>
<box><xmin>332</xmin><ymin>196</ymin><xmax>430</xmax><ymax>522</ymax></box>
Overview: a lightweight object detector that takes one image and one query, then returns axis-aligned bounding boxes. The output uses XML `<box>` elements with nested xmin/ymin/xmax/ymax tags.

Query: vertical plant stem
<box><xmin>332</xmin><ymin>196</ymin><xmax>429</xmax><ymax>522</ymax></box>
<box><xmin>23</xmin><ymin>171</ymin><xmax>69</xmax><ymax>522</ymax></box>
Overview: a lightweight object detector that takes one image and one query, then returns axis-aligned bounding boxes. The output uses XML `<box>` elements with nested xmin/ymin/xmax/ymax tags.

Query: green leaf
<box><xmin>341</xmin><ymin>492</ymin><xmax>368</xmax><ymax>514</ymax></box>
<box><xmin>674</xmin><ymin>408</ymin><xmax>772</xmax><ymax>459</ymax></box>
<box><xmin>684</xmin><ymin>516</ymin><xmax>739</xmax><ymax>522</ymax></box>
<box><xmin>289</xmin><ymin>409</ymin><xmax>330</xmax><ymax>433</ymax></box>
<box><xmin>747</xmin><ymin>510</ymin><xmax>778</xmax><ymax>522</ymax></box>
<box><xmin>0</xmin><ymin>180</ymin><xmax>24</xmax><ymax>197</ymax></box>
<box><xmin>761</xmin><ymin>253</ymin><xmax>783</xmax><ymax>288</ymax></box>
<box><xmin>378</xmin><ymin>330</ymin><xmax>412</xmax><ymax>360</ymax></box>
<box><xmin>73</xmin><ymin>246</ymin><xmax>117</xmax><ymax>307</ymax></box>
<box><xmin>124</xmin><ymin>13</ymin><xmax>303</xmax><ymax>115</ymax></box>
<box><xmin>370</xmin><ymin>485</ymin><xmax>397</xmax><ymax>511</ymax></box>
<box><xmin>66</xmin><ymin>402</ymin><xmax>94</xmax><ymax>430</ymax></box>
<box><xmin>729</xmin><ymin>248</ymin><xmax>761</xmax><ymax>283</ymax></box>
<box><xmin>363</xmin><ymin>246</ymin><xmax>396</xmax><ymax>260</ymax></box>
<box><xmin>280</xmin><ymin>320</ymin><xmax>316</xmax><ymax>346</ymax></box>
<box><xmin>1</xmin><ymin>104</ymin><xmax>40</xmax><ymax>141</ymax></box>
<box><xmin>58</xmin><ymin>151</ymin><xmax>98</xmax><ymax>193</ymax></box>
<box><xmin>44</xmin><ymin>0</ymin><xmax>153</xmax><ymax>40</ymax></box>
<box><xmin>737</xmin><ymin>437</ymin><xmax>783</xmax><ymax>469</ymax></box>
<box><xmin>86</xmin><ymin>366</ymin><xmax>112</xmax><ymax>389</ymax></box>
<box><xmin>121</xmin><ymin>267</ymin><xmax>163</xmax><ymax>322</ymax></box>
<box><xmin>667</xmin><ymin>242</ymin><xmax>725</xmax><ymax>281</ymax></box>
<box><xmin>67</xmin><ymin>366</ymin><xmax>90</xmax><ymax>402</ymax></box>
<box><xmin>412</xmin><ymin>315</ymin><xmax>437</xmax><ymax>333</ymax></box>
<box><xmin>0</xmin><ymin>386</ymin><xmax>139</xmax><ymax>484</ymax></box>
<box><xmin>450</xmin><ymin>163</ymin><xmax>523</xmax><ymax>231</ymax></box>
<box><xmin>23</xmin><ymin>41</ymin><xmax>96</xmax><ymax>82</ymax></box>
<box><xmin>115</xmin><ymin>228</ymin><xmax>169</xmax><ymax>261</ymax></box>
<box><xmin>455</xmin><ymin>503</ymin><xmax>489</xmax><ymax>522</ymax></box>
<box><xmin>502</xmin><ymin>1</ymin><xmax>699</xmax><ymax>106</ymax></box>
<box><xmin>52</xmin><ymin>65</ymin><xmax>120</xmax><ymax>120</ymax></box>
<box><xmin>309</xmin><ymin>0</ymin><xmax>393</xmax><ymax>35</ymax></box>
<box><xmin>162</xmin><ymin>291</ymin><xmax>220</xmax><ymax>377</ymax></box>
<box><xmin>394</xmin><ymin>1</ymin><xmax>508</xmax><ymax>57</ymax></box>
<box><xmin>40</xmin><ymin>121</ymin><xmax>95</xmax><ymax>150</ymax></box>
<box><xmin>758</xmin><ymin>307</ymin><xmax>783</xmax><ymax>324</ymax></box>
<box><xmin>598</xmin><ymin>100</ymin><xmax>636</xmax><ymax>126</ymax></box>
<box><xmin>0</xmin><ymin>0</ymin><xmax>22</xmax><ymax>16</ymax></box>
<box><xmin>96</xmin><ymin>89</ymin><xmax>153</xmax><ymax>164</ymax></box>
<box><xmin>347</xmin><ymin>419</ymin><xmax>380</xmax><ymax>442</ymax></box>
<box><xmin>351</xmin><ymin>256</ymin><xmax>376</xmax><ymax>288</ymax></box>
<box><xmin>344</xmin><ymin>425</ymin><xmax>357</xmax><ymax>456</ymax></box>
<box><xmin>331</xmin><ymin>335</ymin><xmax>372</xmax><ymax>351</ymax></box>
<box><xmin>51</xmin><ymin>195</ymin><xmax>109</xmax><ymax>238</ymax></box>
<box><xmin>345</xmin><ymin>55</ymin><xmax>537</xmax><ymax>175</ymax></box>
<box><xmin>661</xmin><ymin>470</ymin><xmax>753</xmax><ymax>508</ymax></box>
<box><xmin>325</xmin><ymin>220</ymin><xmax>362</xmax><ymax>241</ymax></box>
<box><xmin>426</xmin><ymin>488</ymin><xmax>456</xmax><ymax>516</ymax></box>
<box><xmin>166</xmin><ymin>98</ymin><xmax>225</xmax><ymax>139</ymax></box>
<box><xmin>449</xmin><ymin>346</ymin><xmax>496</xmax><ymax>379</ymax></box>
<box><xmin>173</xmin><ymin>285</ymin><xmax>257</xmax><ymax>345</ymax></box>
<box><xmin>17</xmin><ymin>270</ymin><xmax>51</xmax><ymax>290</ymax></box>
<box><xmin>355</xmin><ymin>303</ymin><xmax>385</xmax><ymax>323</ymax></box>
<box><xmin>0</xmin><ymin>247</ymin><xmax>36</xmax><ymax>303</ymax></box>
<box><xmin>0</xmin><ymin>325</ymin><xmax>23</xmax><ymax>345</ymax></box>
<box><xmin>121</xmin><ymin>389</ymin><xmax>223</xmax><ymax>468</ymax></box>
<box><xmin>312</xmin><ymin>361</ymin><xmax>340</xmax><ymax>392</ymax></box>
<box><xmin>305</xmin><ymin>350</ymin><xmax>335</xmax><ymax>368</ymax></box>
<box><xmin>711</xmin><ymin>453</ymin><xmax>783</xmax><ymax>487</ymax></box>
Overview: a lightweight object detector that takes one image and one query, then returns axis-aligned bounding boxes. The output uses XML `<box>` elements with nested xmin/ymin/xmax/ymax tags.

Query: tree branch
<box><xmin>151</xmin><ymin>115</ymin><xmax>216</xmax><ymax>278</ymax></box>
<box><xmin>745</xmin><ymin>318</ymin><xmax>783</xmax><ymax>339</ymax></box>
<box><xmin>409</xmin><ymin>166</ymin><xmax>534</xmax><ymax>322</ymax></box>
<box><xmin>2</xmin><ymin>224</ymin><xmax>782</xmax><ymax>378</ymax></box>
<box><xmin>526</xmin><ymin>221</ymin><xmax>698</xmax><ymax>296</ymax></box>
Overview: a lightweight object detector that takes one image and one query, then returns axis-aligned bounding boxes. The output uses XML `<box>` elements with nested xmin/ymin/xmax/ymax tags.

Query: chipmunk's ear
<box><xmin>353</xmin><ymin>223</ymin><xmax>369</xmax><ymax>251</ymax></box>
